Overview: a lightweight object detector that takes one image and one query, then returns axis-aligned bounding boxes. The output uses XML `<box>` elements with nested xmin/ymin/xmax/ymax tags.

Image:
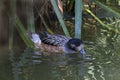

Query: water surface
<box><xmin>0</xmin><ymin>29</ymin><xmax>120</xmax><ymax>80</ymax></box>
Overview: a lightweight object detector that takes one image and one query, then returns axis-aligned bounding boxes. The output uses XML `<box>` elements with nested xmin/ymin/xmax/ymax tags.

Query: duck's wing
<box><xmin>38</xmin><ymin>32</ymin><xmax>70</xmax><ymax>46</ymax></box>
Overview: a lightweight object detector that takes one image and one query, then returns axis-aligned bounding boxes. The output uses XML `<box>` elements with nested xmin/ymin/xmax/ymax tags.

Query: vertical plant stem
<box><xmin>75</xmin><ymin>0</ymin><xmax>82</xmax><ymax>39</ymax></box>
<box><xmin>94</xmin><ymin>0</ymin><xmax>120</xmax><ymax>17</ymax></box>
<box><xmin>9</xmin><ymin>0</ymin><xmax>16</xmax><ymax>50</ymax></box>
<box><xmin>50</xmin><ymin>0</ymin><xmax>70</xmax><ymax>37</ymax></box>
<box><xmin>26</xmin><ymin>0</ymin><xmax>35</xmax><ymax>32</ymax></box>
<box><xmin>67</xmin><ymin>0</ymin><xmax>74</xmax><ymax>12</ymax></box>
<box><xmin>15</xmin><ymin>17</ymin><xmax>34</xmax><ymax>48</ymax></box>
<box><xmin>39</xmin><ymin>14</ymin><xmax>54</xmax><ymax>34</ymax></box>
<box><xmin>85</xmin><ymin>9</ymin><xmax>120</xmax><ymax>34</ymax></box>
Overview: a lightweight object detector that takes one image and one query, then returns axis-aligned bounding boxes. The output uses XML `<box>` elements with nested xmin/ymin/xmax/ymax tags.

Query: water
<box><xmin>0</xmin><ymin>29</ymin><xmax>120</xmax><ymax>80</ymax></box>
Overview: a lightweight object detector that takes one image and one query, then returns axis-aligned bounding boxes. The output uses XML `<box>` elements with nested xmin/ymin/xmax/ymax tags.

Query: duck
<box><xmin>27</xmin><ymin>32</ymin><xmax>86</xmax><ymax>58</ymax></box>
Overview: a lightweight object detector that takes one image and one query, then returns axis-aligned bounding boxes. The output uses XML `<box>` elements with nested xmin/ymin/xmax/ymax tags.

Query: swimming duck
<box><xmin>27</xmin><ymin>32</ymin><xmax>86</xmax><ymax>58</ymax></box>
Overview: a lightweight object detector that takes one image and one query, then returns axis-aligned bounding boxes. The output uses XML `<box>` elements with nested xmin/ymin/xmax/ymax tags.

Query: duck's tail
<box><xmin>27</xmin><ymin>31</ymin><xmax>41</xmax><ymax>45</ymax></box>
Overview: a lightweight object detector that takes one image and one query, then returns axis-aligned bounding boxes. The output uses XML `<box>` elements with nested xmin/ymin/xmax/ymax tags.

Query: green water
<box><xmin>0</xmin><ymin>29</ymin><xmax>120</xmax><ymax>80</ymax></box>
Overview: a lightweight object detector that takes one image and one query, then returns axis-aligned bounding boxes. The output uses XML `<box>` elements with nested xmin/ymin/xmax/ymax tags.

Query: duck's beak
<box><xmin>79</xmin><ymin>48</ymin><xmax>86</xmax><ymax>58</ymax></box>
<box><xmin>75</xmin><ymin>44</ymin><xmax>86</xmax><ymax>58</ymax></box>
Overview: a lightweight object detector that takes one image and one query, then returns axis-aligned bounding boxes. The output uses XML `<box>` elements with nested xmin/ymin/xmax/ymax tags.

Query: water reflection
<box><xmin>9</xmin><ymin>48</ymin><xmax>34</xmax><ymax>80</ymax></box>
<box><xmin>85</xmin><ymin>29</ymin><xmax>120</xmax><ymax>80</ymax></box>
<box><xmin>9</xmin><ymin>47</ymin><xmax>90</xmax><ymax>80</ymax></box>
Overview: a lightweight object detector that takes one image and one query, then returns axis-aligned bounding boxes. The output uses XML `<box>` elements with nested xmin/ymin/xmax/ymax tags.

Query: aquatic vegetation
<box><xmin>6</xmin><ymin>0</ymin><xmax>120</xmax><ymax>50</ymax></box>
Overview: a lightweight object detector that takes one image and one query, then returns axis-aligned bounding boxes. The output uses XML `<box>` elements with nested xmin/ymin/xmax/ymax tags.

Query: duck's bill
<box><xmin>79</xmin><ymin>48</ymin><xmax>86</xmax><ymax>58</ymax></box>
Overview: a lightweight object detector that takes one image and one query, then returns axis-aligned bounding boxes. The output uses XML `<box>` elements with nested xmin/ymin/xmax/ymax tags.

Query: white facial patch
<box><xmin>70</xmin><ymin>44</ymin><xmax>76</xmax><ymax>48</ymax></box>
<box><xmin>76</xmin><ymin>44</ymin><xmax>84</xmax><ymax>51</ymax></box>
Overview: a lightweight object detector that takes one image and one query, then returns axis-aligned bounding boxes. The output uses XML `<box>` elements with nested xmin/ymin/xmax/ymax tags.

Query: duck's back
<box><xmin>38</xmin><ymin>32</ymin><xmax>70</xmax><ymax>46</ymax></box>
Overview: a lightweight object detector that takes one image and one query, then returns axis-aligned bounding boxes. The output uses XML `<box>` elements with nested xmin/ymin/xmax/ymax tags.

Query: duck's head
<box><xmin>67</xmin><ymin>38</ymin><xmax>86</xmax><ymax>58</ymax></box>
